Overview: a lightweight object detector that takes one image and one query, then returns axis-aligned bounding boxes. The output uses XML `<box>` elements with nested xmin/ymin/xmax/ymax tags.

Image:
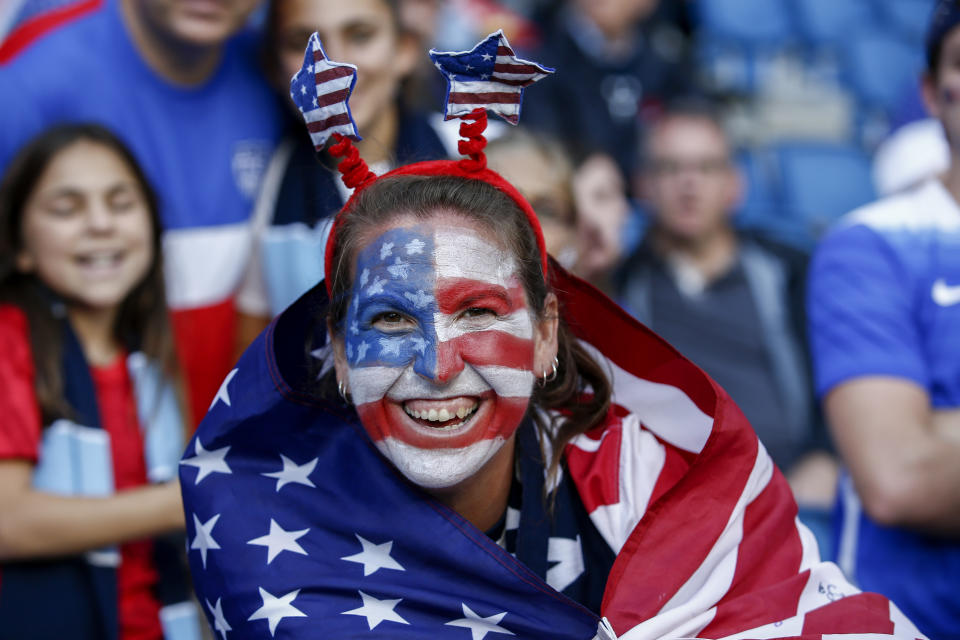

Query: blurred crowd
<box><xmin>0</xmin><ymin>0</ymin><xmax>956</xmax><ymax>638</ymax></box>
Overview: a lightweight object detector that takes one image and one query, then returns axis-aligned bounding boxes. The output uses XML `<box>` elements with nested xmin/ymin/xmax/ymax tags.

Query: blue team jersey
<box><xmin>808</xmin><ymin>178</ymin><xmax>960</xmax><ymax>638</ymax></box>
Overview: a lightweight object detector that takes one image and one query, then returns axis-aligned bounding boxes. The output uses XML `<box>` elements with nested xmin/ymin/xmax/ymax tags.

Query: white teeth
<box><xmin>403</xmin><ymin>402</ymin><xmax>478</xmax><ymax>423</ymax></box>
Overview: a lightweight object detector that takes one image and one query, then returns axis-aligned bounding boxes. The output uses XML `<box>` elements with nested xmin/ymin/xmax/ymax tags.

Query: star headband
<box><xmin>289</xmin><ymin>30</ymin><xmax>555</xmax><ymax>294</ymax></box>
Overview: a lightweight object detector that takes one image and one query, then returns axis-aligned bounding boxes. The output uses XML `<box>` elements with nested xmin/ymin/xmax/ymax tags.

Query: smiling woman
<box><xmin>178</xmin><ymin>32</ymin><xmax>927</xmax><ymax>640</ymax></box>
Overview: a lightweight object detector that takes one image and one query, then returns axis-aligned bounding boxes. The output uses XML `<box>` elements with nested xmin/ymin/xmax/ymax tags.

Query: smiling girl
<box><xmin>0</xmin><ymin>125</ymin><xmax>194</xmax><ymax>639</ymax></box>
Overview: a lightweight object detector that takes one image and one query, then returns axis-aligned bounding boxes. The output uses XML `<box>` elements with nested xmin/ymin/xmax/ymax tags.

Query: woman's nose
<box><xmin>412</xmin><ymin>337</ymin><xmax>465</xmax><ymax>384</ymax></box>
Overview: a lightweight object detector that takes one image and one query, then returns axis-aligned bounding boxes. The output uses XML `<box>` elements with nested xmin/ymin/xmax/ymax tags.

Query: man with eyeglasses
<box><xmin>616</xmin><ymin>100</ymin><xmax>837</xmax><ymax>521</ymax></box>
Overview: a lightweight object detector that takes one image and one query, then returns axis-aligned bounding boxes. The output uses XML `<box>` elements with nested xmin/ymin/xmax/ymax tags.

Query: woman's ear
<box><xmin>15</xmin><ymin>249</ymin><xmax>34</xmax><ymax>273</ymax></box>
<box><xmin>533</xmin><ymin>293</ymin><xmax>559</xmax><ymax>376</ymax></box>
<box><xmin>328</xmin><ymin>316</ymin><xmax>349</xmax><ymax>389</ymax></box>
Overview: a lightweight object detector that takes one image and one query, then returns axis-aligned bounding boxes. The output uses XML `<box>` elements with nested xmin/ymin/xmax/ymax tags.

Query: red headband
<box><xmin>288</xmin><ymin>30</ymin><xmax>554</xmax><ymax>296</ymax></box>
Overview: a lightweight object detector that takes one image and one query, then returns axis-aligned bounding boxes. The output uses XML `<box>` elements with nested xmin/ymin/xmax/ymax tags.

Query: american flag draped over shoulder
<box><xmin>180</xmin><ymin>264</ymin><xmax>925</xmax><ymax>640</ymax></box>
<box><xmin>289</xmin><ymin>32</ymin><xmax>361</xmax><ymax>151</ymax></box>
<box><xmin>429</xmin><ymin>30</ymin><xmax>553</xmax><ymax>125</ymax></box>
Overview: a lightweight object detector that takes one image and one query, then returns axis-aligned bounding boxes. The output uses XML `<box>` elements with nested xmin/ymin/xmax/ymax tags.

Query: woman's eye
<box><xmin>370</xmin><ymin>312</ymin><xmax>415</xmax><ymax>332</ymax></box>
<box><xmin>458</xmin><ymin>307</ymin><xmax>498</xmax><ymax>328</ymax></box>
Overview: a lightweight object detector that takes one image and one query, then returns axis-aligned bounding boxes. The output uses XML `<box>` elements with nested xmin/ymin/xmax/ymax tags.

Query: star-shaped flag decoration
<box><xmin>190</xmin><ymin>513</ymin><xmax>222</xmax><ymax>569</ymax></box>
<box><xmin>209</xmin><ymin>368</ymin><xmax>238</xmax><ymax>410</ymax></box>
<box><xmin>429</xmin><ymin>30</ymin><xmax>553</xmax><ymax>125</ymax></box>
<box><xmin>445</xmin><ymin>603</ymin><xmax>515</xmax><ymax>640</ymax></box>
<box><xmin>206</xmin><ymin>597</ymin><xmax>232</xmax><ymax>640</ymax></box>
<box><xmin>180</xmin><ymin>438</ymin><xmax>232</xmax><ymax>485</ymax></box>
<box><xmin>247</xmin><ymin>519</ymin><xmax>310</xmax><ymax>564</ymax></box>
<box><xmin>341</xmin><ymin>534</ymin><xmax>405</xmax><ymax>576</ymax></box>
<box><xmin>262</xmin><ymin>454</ymin><xmax>318</xmax><ymax>492</ymax></box>
<box><xmin>342</xmin><ymin>590</ymin><xmax>409</xmax><ymax>630</ymax></box>
<box><xmin>290</xmin><ymin>32</ymin><xmax>361</xmax><ymax>150</ymax></box>
<box><xmin>248</xmin><ymin>587</ymin><xmax>307</xmax><ymax>637</ymax></box>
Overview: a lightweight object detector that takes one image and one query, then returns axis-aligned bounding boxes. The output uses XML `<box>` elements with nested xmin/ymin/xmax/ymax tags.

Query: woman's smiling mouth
<box><xmin>402</xmin><ymin>397</ymin><xmax>479</xmax><ymax>430</ymax></box>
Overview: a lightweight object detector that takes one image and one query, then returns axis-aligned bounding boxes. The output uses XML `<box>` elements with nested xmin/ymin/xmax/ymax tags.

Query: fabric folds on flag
<box><xmin>181</xmin><ymin>263</ymin><xmax>925</xmax><ymax>640</ymax></box>
<box><xmin>429</xmin><ymin>29</ymin><xmax>553</xmax><ymax>125</ymax></box>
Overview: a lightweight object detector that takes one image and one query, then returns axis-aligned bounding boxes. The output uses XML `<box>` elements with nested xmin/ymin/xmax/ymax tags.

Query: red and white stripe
<box><xmin>552</xmin><ymin>266</ymin><xmax>927</xmax><ymax>640</ymax></box>
<box><xmin>302</xmin><ymin>36</ymin><xmax>358</xmax><ymax>147</ymax></box>
<box><xmin>444</xmin><ymin>32</ymin><xmax>551</xmax><ymax>125</ymax></box>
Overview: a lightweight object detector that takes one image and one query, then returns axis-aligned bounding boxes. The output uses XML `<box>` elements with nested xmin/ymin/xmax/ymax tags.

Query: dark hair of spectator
<box><xmin>0</xmin><ymin>123</ymin><xmax>176</xmax><ymax>423</ymax></box>
<box><xmin>322</xmin><ymin>174</ymin><xmax>612</xmax><ymax>486</ymax></box>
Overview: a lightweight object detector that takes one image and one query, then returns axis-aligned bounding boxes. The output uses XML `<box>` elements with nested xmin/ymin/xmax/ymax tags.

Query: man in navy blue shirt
<box><xmin>807</xmin><ymin>2</ymin><xmax>960</xmax><ymax>636</ymax></box>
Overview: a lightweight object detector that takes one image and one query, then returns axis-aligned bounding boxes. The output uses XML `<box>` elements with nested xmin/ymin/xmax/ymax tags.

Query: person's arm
<box><xmin>0</xmin><ymin>459</ymin><xmax>184</xmax><ymax>561</ymax></box>
<box><xmin>824</xmin><ymin>377</ymin><xmax>960</xmax><ymax>534</ymax></box>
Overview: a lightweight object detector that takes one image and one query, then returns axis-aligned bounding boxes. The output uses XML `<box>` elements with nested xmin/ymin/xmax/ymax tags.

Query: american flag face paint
<box><xmin>340</xmin><ymin>219</ymin><xmax>537</xmax><ymax>489</ymax></box>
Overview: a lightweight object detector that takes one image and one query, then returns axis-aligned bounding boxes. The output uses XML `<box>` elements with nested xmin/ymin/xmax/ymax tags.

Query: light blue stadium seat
<box><xmin>776</xmin><ymin>142</ymin><xmax>877</xmax><ymax>237</ymax></box>
<box><xmin>694</xmin><ymin>0</ymin><xmax>794</xmax><ymax>44</ymax></box>
<box><xmin>793</xmin><ymin>0</ymin><xmax>878</xmax><ymax>45</ymax></box>
<box><xmin>879</xmin><ymin>0</ymin><xmax>937</xmax><ymax>43</ymax></box>
<box><xmin>843</xmin><ymin>30</ymin><xmax>924</xmax><ymax>113</ymax></box>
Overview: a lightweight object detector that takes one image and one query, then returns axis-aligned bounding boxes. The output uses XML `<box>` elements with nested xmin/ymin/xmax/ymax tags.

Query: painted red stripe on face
<box><xmin>356</xmin><ymin>394</ymin><xmax>530</xmax><ymax>450</ymax></box>
<box><xmin>436</xmin><ymin>332</ymin><xmax>534</xmax><ymax>382</ymax></box>
<box><xmin>435</xmin><ymin>278</ymin><xmax>528</xmax><ymax>316</ymax></box>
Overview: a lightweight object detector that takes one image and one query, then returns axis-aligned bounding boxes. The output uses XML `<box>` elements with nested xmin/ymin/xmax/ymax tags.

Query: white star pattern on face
<box><xmin>379</xmin><ymin>336</ymin><xmax>404</xmax><ymax>357</ymax></box>
<box><xmin>247</xmin><ymin>519</ymin><xmax>309</xmax><ymax>564</ymax></box>
<box><xmin>206</xmin><ymin>597</ymin><xmax>231</xmax><ymax>640</ymax></box>
<box><xmin>360</xmin><ymin>268</ymin><xmax>370</xmax><ymax>287</ymax></box>
<box><xmin>248</xmin><ymin>588</ymin><xmax>307</xmax><ymax>637</ymax></box>
<box><xmin>350</xmin><ymin>320</ymin><xmax>359</xmax><ymax>335</ymax></box>
<box><xmin>180</xmin><ymin>438</ymin><xmax>232</xmax><ymax>484</ymax></box>
<box><xmin>367</xmin><ymin>276</ymin><xmax>386</xmax><ymax>296</ymax></box>
<box><xmin>380</xmin><ymin>241</ymin><xmax>394</xmax><ymax>259</ymax></box>
<box><xmin>410</xmin><ymin>336</ymin><xmax>427</xmax><ymax>354</ymax></box>
<box><xmin>445</xmin><ymin>604</ymin><xmax>514</xmax><ymax>640</ymax></box>
<box><xmin>387</xmin><ymin>257</ymin><xmax>410</xmax><ymax>279</ymax></box>
<box><xmin>405</xmin><ymin>238</ymin><xmax>425</xmax><ymax>254</ymax></box>
<box><xmin>357</xmin><ymin>340</ymin><xmax>370</xmax><ymax>361</ymax></box>
<box><xmin>346</xmin><ymin>343</ymin><xmax>354</xmax><ymax>360</ymax></box>
<box><xmin>403</xmin><ymin>289</ymin><xmax>431</xmax><ymax>309</ymax></box>
<box><xmin>190</xmin><ymin>513</ymin><xmax>221</xmax><ymax>569</ymax></box>
<box><xmin>342</xmin><ymin>591</ymin><xmax>409</xmax><ymax>630</ymax></box>
<box><xmin>209</xmin><ymin>368</ymin><xmax>238</xmax><ymax>410</ymax></box>
<box><xmin>262</xmin><ymin>454</ymin><xmax>318</xmax><ymax>491</ymax></box>
<box><xmin>341</xmin><ymin>534</ymin><xmax>405</xmax><ymax>576</ymax></box>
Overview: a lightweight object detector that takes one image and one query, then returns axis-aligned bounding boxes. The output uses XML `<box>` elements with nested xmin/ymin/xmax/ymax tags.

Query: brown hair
<box><xmin>324</xmin><ymin>174</ymin><xmax>611</xmax><ymax>483</ymax></box>
<box><xmin>0</xmin><ymin>124</ymin><xmax>177</xmax><ymax>423</ymax></box>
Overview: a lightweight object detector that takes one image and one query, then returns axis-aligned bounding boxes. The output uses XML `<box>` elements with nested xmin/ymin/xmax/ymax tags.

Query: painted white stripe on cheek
<box><xmin>348</xmin><ymin>366</ymin><xmax>405</xmax><ymax>406</ymax></box>
<box><xmin>473</xmin><ymin>365</ymin><xmax>534</xmax><ymax>399</ymax></box>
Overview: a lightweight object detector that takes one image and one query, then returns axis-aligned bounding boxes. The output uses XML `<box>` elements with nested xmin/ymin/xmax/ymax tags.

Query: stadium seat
<box><xmin>693</xmin><ymin>0</ymin><xmax>794</xmax><ymax>44</ymax></box>
<box><xmin>879</xmin><ymin>0</ymin><xmax>937</xmax><ymax>43</ymax></box>
<box><xmin>793</xmin><ymin>0</ymin><xmax>877</xmax><ymax>45</ymax></box>
<box><xmin>842</xmin><ymin>30</ymin><xmax>924</xmax><ymax>113</ymax></box>
<box><xmin>776</xmin><ymin>142</ymin><xmax>876</xmax><ymax>236</ymax></box>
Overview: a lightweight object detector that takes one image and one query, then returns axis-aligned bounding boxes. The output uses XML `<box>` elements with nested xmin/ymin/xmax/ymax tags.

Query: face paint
<box><xmin>342</xmin><ymin>219</ymin><xmax>536</xmax><ymax>489</ymax></box>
